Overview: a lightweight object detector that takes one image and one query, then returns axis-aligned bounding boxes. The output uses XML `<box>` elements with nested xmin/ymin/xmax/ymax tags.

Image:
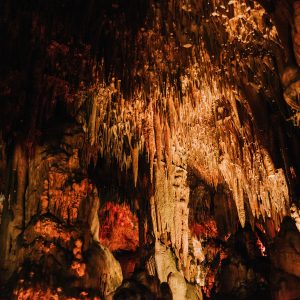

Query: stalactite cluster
<box><xmin>1</xmin><ymin>0</ymin><xmax>300</xmax><ymax>299</ymax></box>
<box><xmin>69</xmin><ymin>0</ymin><xmax>291</xmax><ymax>233</ymax></box>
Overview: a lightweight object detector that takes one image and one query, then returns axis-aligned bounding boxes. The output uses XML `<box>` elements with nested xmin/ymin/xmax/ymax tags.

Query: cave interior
<box><xmin>1</xmin><ymin>0</ymin><xmax>300</xmax><ymax>299</ymax></box>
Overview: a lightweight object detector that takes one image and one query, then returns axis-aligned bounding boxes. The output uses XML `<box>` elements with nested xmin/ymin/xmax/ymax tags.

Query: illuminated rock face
<box><xmin>0</xmin><ymin>0</ymin><xmax>300</xmax><ymax>299</ymax></box>
<box><xmin>0</xmin><ymin>133</ymin><xmax>123</xmax><ymax>298</ymax></box>
<box><xmin>99</xmin><ymin>202</ymin><xmax>139</xmax><ymax>252</ymax></box>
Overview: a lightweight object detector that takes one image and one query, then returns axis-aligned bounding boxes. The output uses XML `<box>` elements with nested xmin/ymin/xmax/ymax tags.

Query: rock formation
<box><xmin>0</xmin><ymin>0</ymin><xmax>300</xmax><ymax>299</ymax></box>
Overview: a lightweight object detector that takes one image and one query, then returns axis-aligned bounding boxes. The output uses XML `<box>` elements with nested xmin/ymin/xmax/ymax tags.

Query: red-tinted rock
<box><xmin>99</xmin><ymin>202</ymin><xmax>139</xmax><ymax>252</ymax></box>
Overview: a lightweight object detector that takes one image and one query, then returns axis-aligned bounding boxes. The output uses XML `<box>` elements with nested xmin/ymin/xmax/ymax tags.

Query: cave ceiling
<box><xmin>2</xmin><ymin>0</ymin><xmax>297</xmax><ymax>225</ymax></box>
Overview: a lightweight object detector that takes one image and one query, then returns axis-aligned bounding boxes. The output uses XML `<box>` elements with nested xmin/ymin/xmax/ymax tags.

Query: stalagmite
<box><xmin>88</xmin><ymin>187</ymin><xmax>100</xmax><ymax>242</ymax></box>
<box><xmin>168</xmin><ymin>272</ymin><xmax>187</xmax><ymax>300</ymax></box>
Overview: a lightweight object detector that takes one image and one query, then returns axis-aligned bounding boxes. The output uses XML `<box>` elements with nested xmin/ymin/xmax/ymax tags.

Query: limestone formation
<box><xmin>0</xmin><ymin>0</ymin><xmax>300</xmax><ymax>299</ymax></box>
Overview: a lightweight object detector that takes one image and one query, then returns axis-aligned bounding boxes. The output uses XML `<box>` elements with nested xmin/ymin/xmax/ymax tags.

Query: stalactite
<box><xmin>154</xmin><ymin>112</ymin><xmax>162</xmax><ymax>170</ymax></box>
<box><xmin>167</xmin><ymin>96</ymin><xmax>177</xmax><ymax>134</ymax></box>
<box><xmin>68</xmin><ymin>1</ymin><xmax>290</xmax><ymax>239</ymax></box>
<box><xmin>148</xmin><ymin>110</ymin><xmax>155</xmax><ymax>182</ymax></box>
<box><xmin>150</xmin><ymin>196</ymin><xmax>158</xmax><ymax>238</ymax></box>
<box><xmin>174</xmin><ymin>201</ymin><xmax>183</xmax><ymax>252</ymax></box>
<box><xmin>181</xmin><ymin>203</ymin><xmax>189</xmax><ymax>267</ymax></box>
<box><xmin>261</xmin><ymin>148</ymin><xmax>276</xmax><ymax>176</ymax></box>
<box><xmin>89</xmin><ymin>92</ymin><xmax>98</xmax><ymax>147</ymax></box>
<box><xmin>220</xmin><ymin>158</ymin><xmax>246</xmax><ymax>227</ymax></box>
<box><xmin>131</xmin><ymin>142</ymin><xmax>139</xmax><ymax>187</ymax></box>
<box><xmin>164</xmin><ymin>120</ymin><xmax>173</xmax><ymax>177</ymax></box>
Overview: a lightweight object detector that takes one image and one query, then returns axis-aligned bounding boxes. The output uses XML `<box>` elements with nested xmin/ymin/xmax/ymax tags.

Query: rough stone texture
<box><xmin>270</xmin><ymin>218</ymin><xmax>300</xmax><ymax>278</ymax></box>
<box><xmin>0</xmin><ymin>129</ymin><xmax>123</xmax><ymax>298</ymax></box>
<box><xmin>167</xmin><ymin>271</ymin><xmax>187</xmax><ymax>300</ymax></box>
<box><xmin>99</xmin><ymin>202</ymin><xmax>139</xmax><ymax>251</ymax></box>
<box><xmin>0</xmin><ymin>0</ymin><xmax>300</xmax><ymax>298</ymax></box>
<box><xmin>269</xmin><ymin>218</ymin><xmax>300</xmax><ymax>300</ymax></box>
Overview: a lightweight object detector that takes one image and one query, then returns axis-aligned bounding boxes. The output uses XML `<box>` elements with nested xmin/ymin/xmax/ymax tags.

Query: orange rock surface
<box><xmin>99</xmin><ymin>202</ymin><xmax>139</xmax><ymax>251</ymax></box>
